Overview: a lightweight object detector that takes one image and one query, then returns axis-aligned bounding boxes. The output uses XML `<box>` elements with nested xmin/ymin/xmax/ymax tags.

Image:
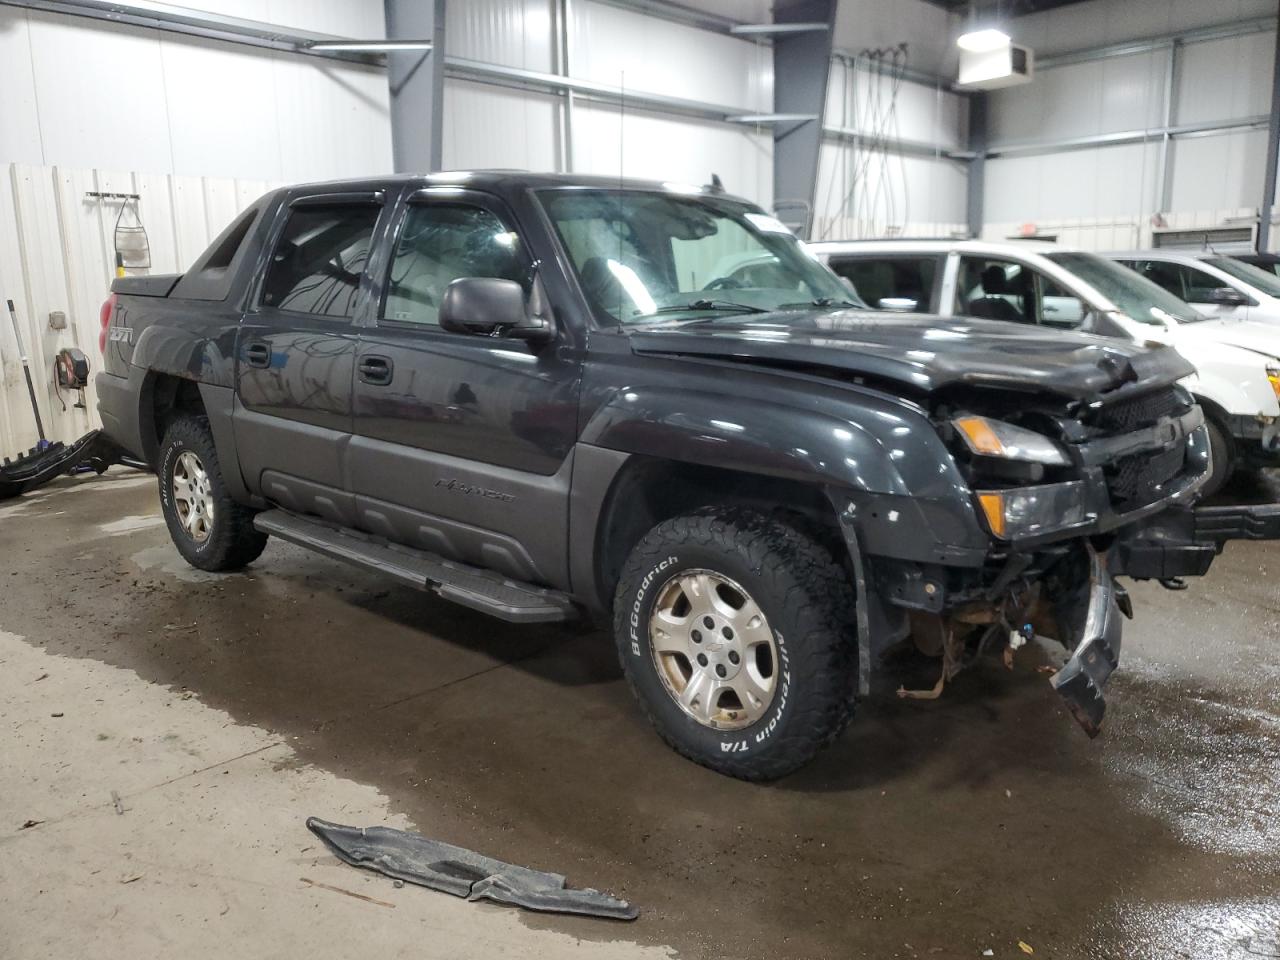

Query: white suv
<box><xmin>1107</xmin><ymin>250</ymin><xmax>1280</xmax><ymax>325</ymax></box>
<box><xmin>808</xmin><ymin>238</ymin><xmax>1280</xmax><ymax>495</ymax></box>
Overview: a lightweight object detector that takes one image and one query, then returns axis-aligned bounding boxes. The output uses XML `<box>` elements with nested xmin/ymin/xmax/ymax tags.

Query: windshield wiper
<box><xmin>778</xmin><ymin>297</ymin><xmax>862</xmax><ymax>309</ymax></box>
<box><xmin>634</xmin><ymin>299</ymin><xmax>772</xmax><ymax>319</ymax></box>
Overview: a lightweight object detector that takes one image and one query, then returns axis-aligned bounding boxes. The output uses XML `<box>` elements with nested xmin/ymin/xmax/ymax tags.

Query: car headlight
<box><xmin>976</xmin><ymin>481</ymin><xmax>1093</xmax><ymax>539</ymax></box>
<box><xmin>952</xmin><ymin>415</ymin><xmax>1070</xmax><ymax>466</ymax></box>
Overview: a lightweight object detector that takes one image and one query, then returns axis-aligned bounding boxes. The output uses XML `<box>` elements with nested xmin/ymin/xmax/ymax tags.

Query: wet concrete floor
<box><xmin>1</xmin><ymin>470</ymin><xmax>1278</xmax><ymax>959</ymax></box>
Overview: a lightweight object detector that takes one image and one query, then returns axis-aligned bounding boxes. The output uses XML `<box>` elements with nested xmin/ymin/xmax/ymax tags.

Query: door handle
<box><xmin>358</xmin><ymin>355</ymin><xmax>393</xmax><ymax>385</ymax></box>
<box><xmin>244</xmin><ymin>341</ymin><xmax>271</xmax><ymax>368</ymax></box>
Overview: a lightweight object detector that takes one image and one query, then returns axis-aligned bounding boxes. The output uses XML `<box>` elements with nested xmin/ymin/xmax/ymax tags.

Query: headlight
<box><xmin>976</xmin><ymin>481</ymin><xmax>1093</xmax><ymax>539</ymax></box>
<box><xmin>952</xmin><ymin>415</ymin><xmax>1069</xmax><ymax>466</ymax></box>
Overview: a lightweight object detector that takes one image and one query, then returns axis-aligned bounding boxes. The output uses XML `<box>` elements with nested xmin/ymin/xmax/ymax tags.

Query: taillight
<box><xmin>98</xmin><ymin>293</ymin><xmax>117</xmax><ymax>353</ymax></box>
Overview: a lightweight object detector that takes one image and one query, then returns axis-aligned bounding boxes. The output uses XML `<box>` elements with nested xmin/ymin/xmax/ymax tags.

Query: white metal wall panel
<box><xmin>989</xmin><ymin>50</ymin><xmax>1166</xmax><ymax>145</ymax></box>
<box><xmin>0</xmin><ymin>7</ymin><xmax>42</xmax><ymax>168</ymax></box>
<box><xmin>825</xmin><ymin>62</ymin><xmax>967</xmax><ymax>152</ymax></box>
<box><xmin>0</xmin><ymin>163</ymin><xmax>278</xmax><ymax>452</ymax></box>
<box><xmin>984</xmin><ymin>142</ymin><xmax>1161</xmax><ymax>224</ymax></box>
<box><xmin>571</xmin><ymin>103</ymin><xmax>773</xmax><ymax>208</ymax></box>
<box><xmin>1009</xmin><ymin>0</ymin><xmax>1275</xmax><ymax>56</ymax></box>
<box><xmin>446</xmin><ymin>0</ymin><xmax>556</xmax><ymax>72</ymax></box>
<box><xmin>442</xmin><ymin>79</ymin><xmax>562</xmax><ymax>172</ymax></box>
<box><xmin>1</xmin><ymin>8</ymin><xmax>392</xmax><ymax>183</ymax></box>
<box><xmin>833</xmin><ymin>0</ymin><xmax>958</xmax><ymax>77</ymax></box>
<box><xmin>1175</xmin><ymin>33</ymin><xmax>1275</xmax><ymax>126</ymax></box>
<box><xmin>814</xmin><ymin>141</ymin><xmax>966</xmax><ymax>241</ymax></box>
<box><xmin>571</xmin><ymin>1</ymin><xmax>771</xmax><ymax>112</ymax></box>
<box><xmin>1168</xmin><ymin>128</ymin><xmax>1269</xmax><ymax>212</ymax></box>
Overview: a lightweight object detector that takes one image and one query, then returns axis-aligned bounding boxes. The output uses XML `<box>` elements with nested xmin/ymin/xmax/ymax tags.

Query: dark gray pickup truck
<box><xmin>95</xmin><ymin>172</ymin><xmax>1278</xmax><ymax>780</ymax></box>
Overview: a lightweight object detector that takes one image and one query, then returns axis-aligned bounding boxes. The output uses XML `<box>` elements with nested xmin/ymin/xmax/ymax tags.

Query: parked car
<box><xmin>1108</xmin><ymin>249</ymin><xmax>1280</xmax><ymax>325</ymax></box>
<box><xmin>809</xmin><ymin>239</ymin><xmax>1280</xmax><ymax>495</ymax></box>
<box><xmin>1230</xmin><ymin>252</ymin><xmax>1280</xmax><ymax>279</ymax></box>
<box><xmin>95</xmin><ymin>174</ymin><xmax>1278</xmax><ymax>781</ymax></box>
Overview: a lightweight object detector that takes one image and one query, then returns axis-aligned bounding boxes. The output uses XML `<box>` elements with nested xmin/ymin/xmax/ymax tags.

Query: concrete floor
<box><xmin>1</xmin><ymin>470</ymin><xmax>1278</xmax><ymax>959</ymax></box>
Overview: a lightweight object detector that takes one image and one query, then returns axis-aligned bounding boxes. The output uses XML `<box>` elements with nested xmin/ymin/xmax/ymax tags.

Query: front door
<box><xmin>233</xmin><ymin>193</ymin><xmax>387</xmax><ymax>526</ymax></box>
<box><xmin>349</xmin><ymin>188</ymin><xmax>583</xmax><ymax>588</ymax></box>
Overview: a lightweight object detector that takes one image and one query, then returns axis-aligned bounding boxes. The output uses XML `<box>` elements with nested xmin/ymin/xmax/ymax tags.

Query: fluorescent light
<box><xmin>957</xmin><ymin>28</ymin><xmax>1010</xmax><ymax>52</ymax></box>
<box><xmin>308</xmin><ymin>40</ymin><xmax>433</xmax><ymax>52</ymax></box>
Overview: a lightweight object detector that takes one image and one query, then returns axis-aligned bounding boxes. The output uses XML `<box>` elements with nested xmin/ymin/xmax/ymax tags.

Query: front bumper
<box><xmin>1049</xmin><ymin>547</ymin><xmax>1124</xmax><ymax>737</ymax></box>
<box><xmin>1114</xmin><ymin>501</ymin><xmax>1280</xmax><ymax>580</ymax></box>
<box><xmin>1226</xmin><ymin>413</ymin><xmax>1280</xmax><ymax>464</ymax></box>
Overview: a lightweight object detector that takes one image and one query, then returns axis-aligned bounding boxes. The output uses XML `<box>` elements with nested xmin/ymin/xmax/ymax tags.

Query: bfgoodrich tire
<box><xmin>612</xmin><ymin>508</ymin><xmax>858</xmax><ymax>781</ymax></box>
<box><xmin>157</xmin><ymin>415</ymin><xmax>268</xmax><ymax>572</ymax></box>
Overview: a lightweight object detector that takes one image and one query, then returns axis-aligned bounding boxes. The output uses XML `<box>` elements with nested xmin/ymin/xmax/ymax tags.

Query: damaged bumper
<box><xmin>1049</xmin><ymin>547</ymin><xmax>1124</xmax><ymax>737</ymax></box>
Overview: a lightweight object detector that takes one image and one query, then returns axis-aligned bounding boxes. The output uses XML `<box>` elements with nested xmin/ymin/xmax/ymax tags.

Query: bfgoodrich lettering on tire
<box><xmin>612</xmin><ymin>507</ymin><xmax>858</xmax><ymax>781</ymax></box>
<box><xmin>158</xmin><ymin>415</ymin><xmax>268</xmax><ymax>572</ymax></box>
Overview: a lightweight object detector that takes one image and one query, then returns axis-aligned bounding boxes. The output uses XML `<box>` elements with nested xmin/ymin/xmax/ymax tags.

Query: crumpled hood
<box><xmin>630</xmin><ymin>311</ymin><xmax>1195</xmax><ymax>400</ymax></box>
<box><xmin>1173</xmin><ymin>318</ymin><xmax>1280</xmax><ymax>362</ymax></box>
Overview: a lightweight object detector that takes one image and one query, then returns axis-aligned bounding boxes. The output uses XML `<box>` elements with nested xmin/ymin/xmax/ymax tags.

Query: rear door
<box><xmin>824</xmin><ymin>254</ymin><xmax>944</xmax><ymax>312</ymax></box>
<box><xmin>233</xmin><ymin>192</ymin><xmax>388</xmax><ymax>525</ymax></box>
<box><xmin>348</xmin><ymin>188</ymin><xmax>583</xmax><ymax>588</ymax></box>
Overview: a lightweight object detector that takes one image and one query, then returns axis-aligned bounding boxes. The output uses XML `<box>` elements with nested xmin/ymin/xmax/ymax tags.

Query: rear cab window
<box><xmin>826</xmin><ymin>255</ymin><xmax>940</xmax><ymax>312</ymax></box>
<box><xmin>259</xmin><ymin>203</ymin><xmax>382</xmax><ymax>318</ymax></box>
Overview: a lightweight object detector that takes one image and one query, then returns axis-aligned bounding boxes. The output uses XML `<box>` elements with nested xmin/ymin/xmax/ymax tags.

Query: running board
<box><xmin>253</xmin><ymin>509</ymin><xmax>576</xmax><ymax>624</ymax></box>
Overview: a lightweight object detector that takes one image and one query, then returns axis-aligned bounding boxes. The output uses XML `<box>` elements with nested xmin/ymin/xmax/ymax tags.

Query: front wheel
<box><xmin>612</xmin><ymin>508</ymin><xmax>858</xmax><ymax>781</ymax></box>
<box><xmin>158</xmin><ymin>415</ymin><xmax>268</xmax><ymax>571</ymax></box>
<box><xmin>1201</xmin><ymin>416</ymin><xmax>1235</xmax><ymax>500</ymax></box>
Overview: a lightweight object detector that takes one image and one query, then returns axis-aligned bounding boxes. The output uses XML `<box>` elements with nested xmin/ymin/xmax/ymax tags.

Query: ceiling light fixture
<box><xmin>956</xmin><ymin>28</ymin><xmax>1010</xmax><ymax>52</ymax></box>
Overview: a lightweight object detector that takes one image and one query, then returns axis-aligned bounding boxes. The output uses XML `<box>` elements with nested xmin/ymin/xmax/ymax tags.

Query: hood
<box><xmin>1174</xmin><ymin>318</ymin><xmax>1280</xmax><ymax>362</ymax></box>
<box><xmin>629</xmin><ymin>310</ymin><xmax>1195</xmax><ymax>400</ymax></box>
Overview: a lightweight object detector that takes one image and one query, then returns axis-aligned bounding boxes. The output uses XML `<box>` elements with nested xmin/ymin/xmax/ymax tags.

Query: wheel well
<box><xmin>592</xmin><ymin>458</ymin><xmax>846</xmax><ymax>608</ymax></box>
<box><xmin>140</xmin><ymin>373</ymin><xmax>207</xmax><ymax>466</ymax></box>
<box><xmin>1191</xmin><ymin>394</ymin><xmax>1236</xmax><ymax>449</ymax></box>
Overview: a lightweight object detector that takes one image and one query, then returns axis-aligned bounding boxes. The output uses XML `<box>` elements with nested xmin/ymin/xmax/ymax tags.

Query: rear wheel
<box><xmin>158</xmin><ymin>415</ymin><xmax>267</xmax><ymax>571</ymax></box>
<box><xmin>612</xmin><ymin>508</ymin><xmax>857</xmax><ymax>781</ymax></box>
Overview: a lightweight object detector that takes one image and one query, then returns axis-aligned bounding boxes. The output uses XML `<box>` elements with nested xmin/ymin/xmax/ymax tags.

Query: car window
<box><xmin>954</xmin><ymin>257</ymin><xmax>1034</xmax><ymax>324</ymax></box>
<box><xmin>1126</xmin><ymin>260</ymin><xmax>1186</xmax><ymax>300</ymax></box>
<box><xmin>260</xmin><ymin>204</ymin><xmax>381</xmax><ymax>318</ymax></box>
<box><xmin>1204</xmin><ymin>256</ymin><xmax>1280</xmax><ymax>297</ymax></box>
<box><xmin>1180</xmin><ymin>264</ymin><xmax>1231</xmax><ymax>303</ymax></box>
<box><xmin>381</xmin><ymin>203</ymin><xmax>527</xmax><ymax>327</ymax></box>
<box><xmin>827</xmin><ymin>256</ymin><xmax>937</xmax><ymax>311</ymax></box>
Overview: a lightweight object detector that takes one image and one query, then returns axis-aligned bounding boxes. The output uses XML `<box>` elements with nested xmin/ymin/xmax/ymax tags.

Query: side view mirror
<box><xmin>1207</xmin><ymin>286</ymin><xmax>1249</xmax><ymax>307</ymax></box>
<box><xmin>877</xmin><ymin>297</ymin><xmax>918</xmax><ymax>312</ymax></box>
<box><xmin>438</xmin><ymin>277</ymin><xmax>553</xmax><ymax>343</ymax></box>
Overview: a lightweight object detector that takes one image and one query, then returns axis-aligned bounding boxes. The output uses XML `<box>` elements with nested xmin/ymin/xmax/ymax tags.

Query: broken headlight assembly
<box><xmin>949</xmin><ymin>415</ymin><xmax>1093</xmax><ymax>540</ymax></box>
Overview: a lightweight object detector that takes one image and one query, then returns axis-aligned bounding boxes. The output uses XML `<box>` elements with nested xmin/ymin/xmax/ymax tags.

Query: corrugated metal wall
<box><xmin>442</xmin><ymin>0</ymin><xmax>775</xmax><ymax>207</ymax></box>
<box><xmin>982</xmin><ymin>0</ymin><xmax>1279</xmax><ymax>250</ymax></box>
<box><xmin>0</xmin><ymin>4</ymin><xmax>392</xmax><ymax>182</ymax></box>
<box><xmin>0</xmin><ymin>163</ymin><xmax>274</xmax><ymax>454</ymax></box>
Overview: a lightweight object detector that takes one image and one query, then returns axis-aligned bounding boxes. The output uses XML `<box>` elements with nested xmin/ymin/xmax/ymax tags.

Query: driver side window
<box><xmin>381</xmin><ymin>203</ymin><xmax>526</xmax><ymax>327</ymax></box>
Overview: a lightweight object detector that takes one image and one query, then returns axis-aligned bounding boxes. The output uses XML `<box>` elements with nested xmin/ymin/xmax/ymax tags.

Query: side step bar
<box><xmin>253</xmin><ymin>509</ymin><xmax>576</xmax><ymax>624</ymax></box>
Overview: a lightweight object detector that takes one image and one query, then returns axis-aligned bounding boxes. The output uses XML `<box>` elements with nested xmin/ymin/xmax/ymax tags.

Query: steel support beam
<box><xmin>1155</xmin><ymin>40</ymin><xmax>1180</xmax><ymax>215</ymax></box>
<box><xmin>1260</xmin><ymin>4</ymin><xmax>1280</xmax><ymax>253</ymax></box>
<box><xmin>1037</xmin><ymin>16</ymin><xmax>1276</xmax><ymax>71</ymax></box>
<box><xmin>385</xmin><ymin>0</ymin><xmax>446</xmax><ymax>173</ymax></box>
<box><xmin>967</xmin><ymin>93</ymin><xmax>987</xmax><ymax>239</ymax></box>
<box><xmin>0</xmin><ymin>0</ymin><xmax>381</xmax><ymax>64</ymax></box>
<box><xmin>771</xmin><ymin>0</ymin><xmax>837</xmax><ymax>239</ymax></box>
<box><xmin>986</xmin><ymin>115</ymin><xmax>1270</xmax><ymax>159</ymax></box>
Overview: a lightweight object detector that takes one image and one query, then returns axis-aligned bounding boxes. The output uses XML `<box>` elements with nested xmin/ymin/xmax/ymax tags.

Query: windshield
<box><xmin>537</xmin><ymin>189</ymin><xmax>860</xmax><ymax>324</ymax></box>
<box><xmin>1044</xmin><ymin>251</ymin><xmax>1204</xmax><ymax>324</ymax></box>
<box><xmin>1204</xmin><ymin>257</ymin><xmax>1280</xmax><ymax>297</ymax></box>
